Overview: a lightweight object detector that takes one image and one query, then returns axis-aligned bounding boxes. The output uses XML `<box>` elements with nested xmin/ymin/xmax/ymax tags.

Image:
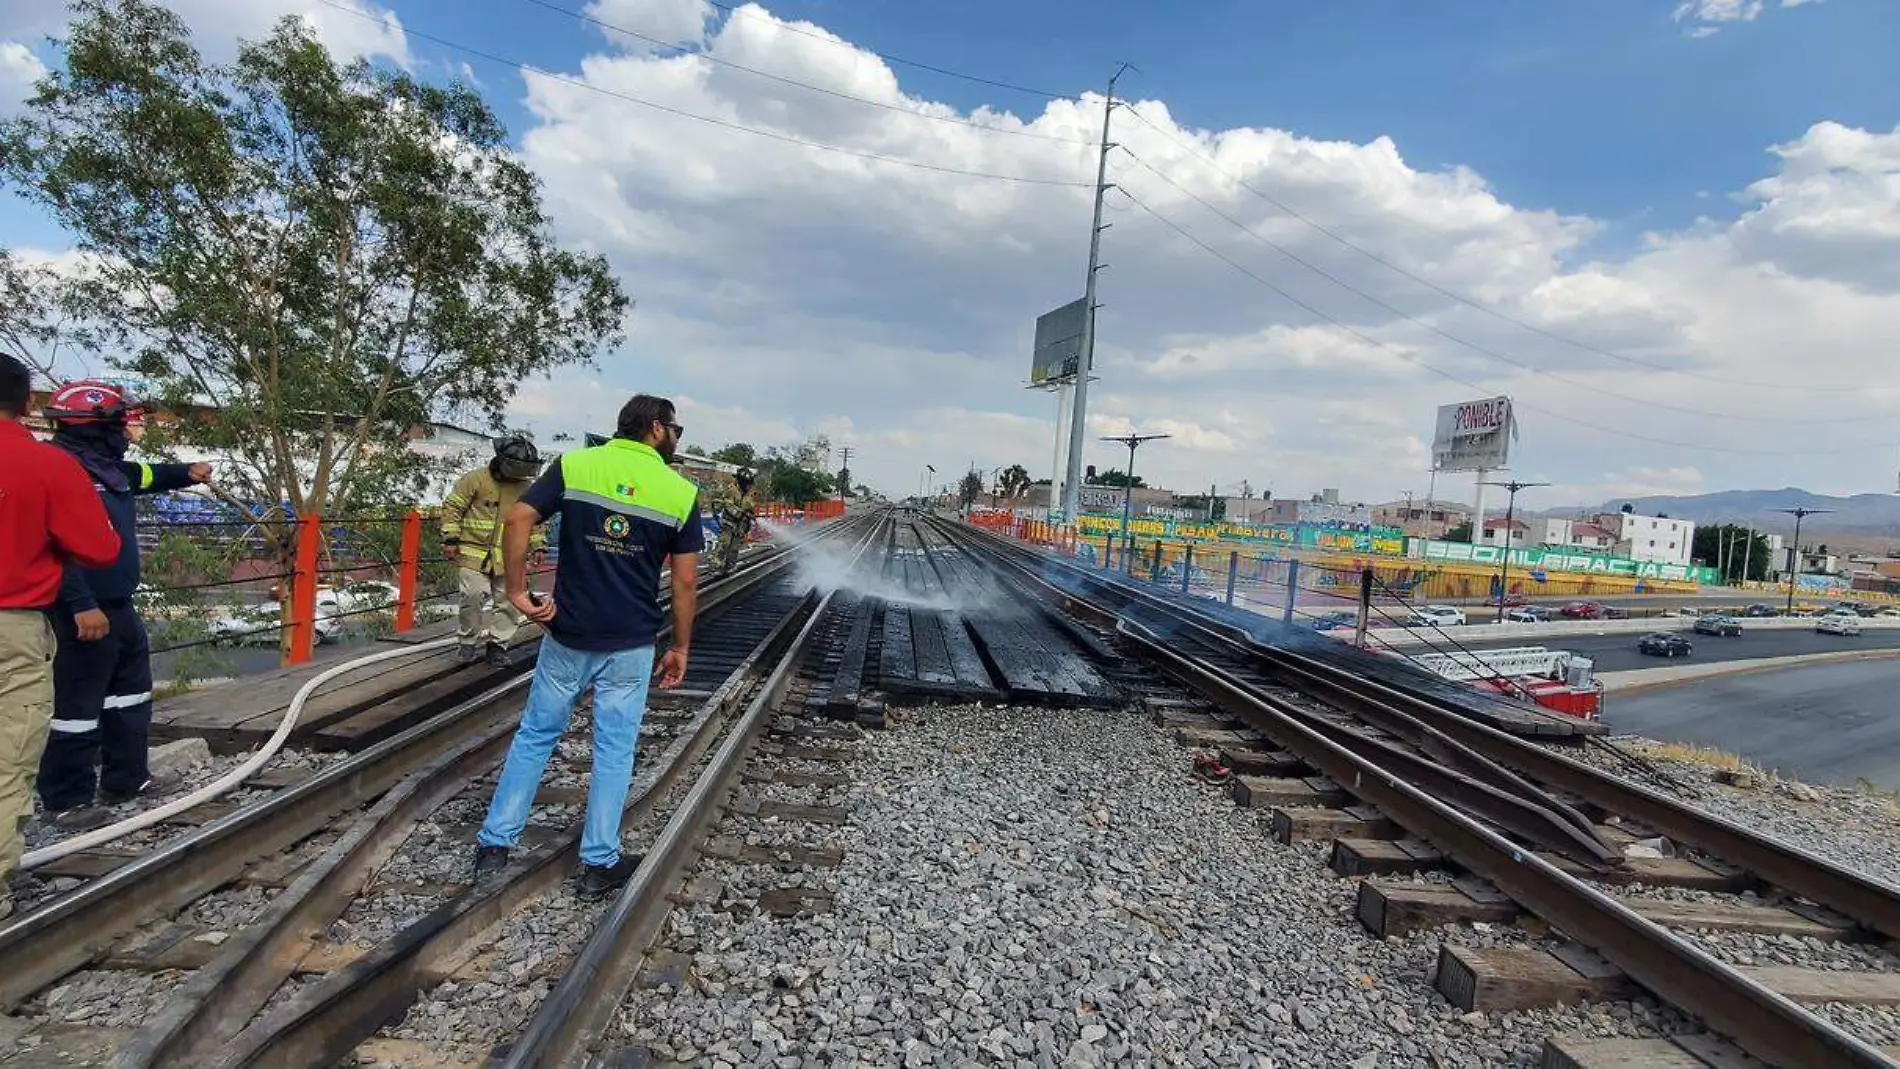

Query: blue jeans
<box><xmin>478</xmin><ymin>636</ymin><xmax>655</xmax><ymax>867</ymax></box>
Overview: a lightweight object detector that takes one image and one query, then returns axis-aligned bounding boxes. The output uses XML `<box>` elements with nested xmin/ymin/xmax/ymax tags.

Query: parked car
<box><xmin>1817</xmin><ymin>613</ymin><xmax>1864</xmax><ymax>637</ymax></box>
<box><xmin>1600</xmin><ymin>605</ymin><xmax>1630</xmax><ymax>619</ymax></box>
<box><xmin>1879</xmin><ymin>608</ymin><xmax>1900</xmax><ymax>619</ymax></box>
<box><xmin>1692</xmin><ymin>615</ymin><xmax>1743</xmax><ymax>637</ymax></box>
<box><xmin>1663</xmin><ymin>607</ymin><xmax>1703</xmax><ymax>618</ymax></box>
<box><xmin>1559</xmin><ymin>601</ymin><xmax>1603</xmax><ymax>620</ymax></box>
<box><xmin>1742</xmin><ymin>603</ymin><xmax>1780</xmax><ymax>618</ymax></box>
<box><xmin>1637</xmin><ymin>632</ymin><xmax>1693</xmax><ymax>658</ymax></box>
<box><xmin>207</xmin><ymin>600</ymin><xmax>342</xmax><ymax>646</ymax></box>
<box><xmin>1409</xmin><ymin>605</ymin><xmax>1467</xmax><ymax>628</ymax></box>
<box><xmin>1505</xmin><ymin>606</ymin><xmax>1555</xmax><ymax>623</ymax></box>
<box><xmin>1308</xmin><ymin>611</ymin><xmax>1359</xmax><ymax>632</ymax></box>
<box><xmin>1492</xmin><ymin>591</ymin><xmax>1530</xmax><ymax>608</ymax></box>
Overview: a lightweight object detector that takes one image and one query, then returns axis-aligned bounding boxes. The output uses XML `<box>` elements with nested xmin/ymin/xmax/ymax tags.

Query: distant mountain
<box><xmin>1557</xmin><ymin>489</ymin><xmax>1900</xmax><ymax>535</ymax></box>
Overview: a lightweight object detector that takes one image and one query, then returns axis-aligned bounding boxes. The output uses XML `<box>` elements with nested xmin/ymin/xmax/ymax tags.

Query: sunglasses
<box><xmin>658</xmin><ymin>420</ymin><xmax>684</xmax><ymax>438</ymax></box>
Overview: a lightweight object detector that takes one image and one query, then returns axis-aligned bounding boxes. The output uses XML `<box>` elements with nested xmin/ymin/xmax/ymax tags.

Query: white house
<box><xmin>1480</xmin><ymin>517</ymin><xmax>1533</xmax><ymax>549</ymax></box>
<box><xmin>1595</xmin><ymin>511</ymin><xmax>1696</xmax><ymax>567</ymax></box>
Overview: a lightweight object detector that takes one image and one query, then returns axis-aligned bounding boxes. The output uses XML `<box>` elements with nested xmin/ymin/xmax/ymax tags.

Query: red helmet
<box><xmin>45</xmin><ymin>379</ymin><xmax>134</xmax><ymax>425</ymax></box>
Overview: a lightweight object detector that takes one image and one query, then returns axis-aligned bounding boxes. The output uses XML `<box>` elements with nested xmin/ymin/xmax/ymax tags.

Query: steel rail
<box><xmin>498</xmin><ymin>518</ymin><xmax>884</xmax><ymax>1068</ymax></box>
<box><xmin>0</xmin><ymin>513</ymin><xmax>863</xmax><ymax>1016</ymax></box>
<box><xmin>209</xmin><ymin>513</ymin><xmax>885</xmax><ymax>1069</ymax></box>
<box><xmin>1122</xmin><ymin>618</ymin><xmax>1894</xmax><ymax>1068</ymax></box>
<box><xmin>967</xmin><ymin>517</ymin><xmax>1900</xmax><ymax>939</ymax></box>
<box><xmin>931</xmin><ymin>519</ymin><xmax>1615</xmax><ymax>865</ymax></box>
<box><xmin>948</xmin><ymin>519</ymin><xmax>1900</xmax><ymax>1066</ymax></box>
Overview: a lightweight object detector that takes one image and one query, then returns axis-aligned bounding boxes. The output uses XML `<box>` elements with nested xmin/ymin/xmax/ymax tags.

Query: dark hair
<box><xmin>0</xmin><ymin>354</ymin><xmax>30</xmax><ymax>417</ymax></box>
<box><xmin>615</xmin><ymin>394</ymin><xmax>675</xmax><ymax>441</ymax></box>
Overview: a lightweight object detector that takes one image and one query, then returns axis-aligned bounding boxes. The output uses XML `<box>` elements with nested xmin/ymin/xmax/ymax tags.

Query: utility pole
<box><xmin>1101</xmin><ymin>432</ymin><xmax>1168</xmax><ymax>557</ymax></box>
<box><xmin>1482</xmin><ymin>479</ymin><xmax>1548</xmax><ymax>623</ymax></box>
<box><xmin>838</xmin><ymin>446</ymin><xmax>852</xmax><ymax>501</ymax></box>
<box><xmin>1399</xmin><ymin>489</ymin><xmax>1416</xmax><ymax>534</ymax></box>
<box><xmin>1771</xmin><ymin>506</ymin><xmax>1832</xmax><ymax>615</ymax></box>
<box><xmin>1062</xmin><ymin>63</ymin><xmax>1133</xmax><ymax>521</ymax></box>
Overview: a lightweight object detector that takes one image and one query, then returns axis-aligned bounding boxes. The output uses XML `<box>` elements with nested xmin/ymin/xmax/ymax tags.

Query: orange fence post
<box><xmin>395</xmin><ymin>509</ymin><xmax>422</xmax><ymax>634</ymax></box>
<box><xmin>286</xmin><ymin>514</ymin><xmax>322</xmax><ymax>666</ymax></box>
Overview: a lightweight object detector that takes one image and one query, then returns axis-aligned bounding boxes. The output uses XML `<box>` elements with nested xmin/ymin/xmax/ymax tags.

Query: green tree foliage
<box><xmin>709</xmin><ymin>442</ymin><xmax>759</xmax><ymax>468</ymax></box>
<box><xmin>0</xmin><ymin>246</ymin><xmax>80</xmax><ymax>384</ymax></box>
<box><xmin>1693</xmin><ymin>524</ymin><xmax>1771</xmax><ymax>583</ymax></box>
<box><xmin>1</xmin><ymin>0</ymin><xmax>627</xmax><ymax>526</ymax></box>
<box><xmin>766</xmin><ymin>464</ymin><xmax>831</xmax><ymax>506</ymax></box>
<box><xmin>998</xmin><ymin>464</ymin><xmax>1032</xmax><ymax>498</ymax></box>
<box><xmin>957</xmin><ymin>469</ymin><xmax>984</xmax><ymax>508</ymax></box>
<box><xmin>1087</xmin><ymin>468</ymin><xmax>1146</xmax><ymax>488</ymax></box>
<box><xmin>1444</xmin><ymin>521</ymin><xmax>1474</xmax><ymax>542</ymax></box>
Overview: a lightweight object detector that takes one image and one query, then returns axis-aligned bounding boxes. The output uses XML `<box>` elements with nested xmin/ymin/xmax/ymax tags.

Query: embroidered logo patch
<box><xmin>603</xmin><ymin>514</ymin><xmax>631</xmax><ymax>539</ymax></box>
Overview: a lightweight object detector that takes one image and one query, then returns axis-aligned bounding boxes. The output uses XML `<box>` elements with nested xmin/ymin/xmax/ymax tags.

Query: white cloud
<box><xmin>1672</xmin><ymin>0</ymin><xmax>1820</xmax><ymax>36</ymax></box>
<box><xmin>584</xmin><ymin>0</ymin><xmax>713</xmax><ymax>53</ymax></box>
<box><xmin>492</xmin><ymin>1</ymin><xmax>1900</xmax><ymax>507</ymax></box>
<box><xmin>0</xmin><ymin>0</ymin><xmax>410</xmax><ymax>67</ymax></box>
<box><xmin>0</xmin><ymin>39</ymin><xmax>47</xmax><ymax>115</ymax></box>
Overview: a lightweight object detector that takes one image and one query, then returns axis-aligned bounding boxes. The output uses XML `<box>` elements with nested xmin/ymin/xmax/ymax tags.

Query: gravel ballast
<box><xmin>610</xmin><ymin>703</ymin><xmax>1772</xmax><ymax>1067</ymax></box>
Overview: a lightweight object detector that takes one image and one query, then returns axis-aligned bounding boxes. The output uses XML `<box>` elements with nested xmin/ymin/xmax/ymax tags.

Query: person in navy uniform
<box><xmin>39</xmin><ymin>380</ymin><xmax>213</xmax><ymax>831</ymax></box>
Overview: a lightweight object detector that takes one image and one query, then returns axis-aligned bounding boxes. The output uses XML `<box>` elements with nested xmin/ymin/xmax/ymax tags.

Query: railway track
<box><xmin>940</xmin><ymin>514</ymin><xmax>1900</xmax><ymax>1068</ymax></box>
<box><xmin>0</xmin><ymin>511</ymin><xmax>879</xmax><ymax>1067</ymax></box>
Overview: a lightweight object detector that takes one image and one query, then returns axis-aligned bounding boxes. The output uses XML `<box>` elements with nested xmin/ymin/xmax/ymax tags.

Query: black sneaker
<box><xmin>47</xmin><ymin>805</ymin><xmax>112</xmax><ymax>832</ymax></box>
<box><xmin>99</xmin><ymin>769</ymin><xmax>182</xmax><ymax>806</ymax></box>
<box><xmin>485</xmin><ymin>642</ymin><xmax>515</xmax><ymax>669</ymax></box>
<box><xmin>457</xmin><ymin>644</ymin><xmax>483</xmax><ymax>665</ymax></box>
<box><xmin>472</xmin><ymin>845</ymin><xmax>510</xmax><ymax>884</ymax></box>
<box><xmin>573</xmin><ymin>854</ymin><xmax>644</xmax><ymax>901</ymax></box>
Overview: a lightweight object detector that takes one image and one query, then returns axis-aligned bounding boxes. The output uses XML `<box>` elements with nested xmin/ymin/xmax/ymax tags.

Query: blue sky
<box><xmin>5</xmin><ymin>0</ymin><xmax>1899</xmax><ymax>508</ymax></box>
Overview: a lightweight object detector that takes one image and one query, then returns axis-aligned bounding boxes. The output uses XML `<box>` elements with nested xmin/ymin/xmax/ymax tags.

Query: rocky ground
<box><xmin>608</xmin><ymin>703</ymin><xmax>1839</xmax><ymax>1068</ymax></box>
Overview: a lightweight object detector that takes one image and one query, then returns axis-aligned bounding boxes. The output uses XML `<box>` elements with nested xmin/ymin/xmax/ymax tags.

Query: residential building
<box><xmin>1593</xmin><ymin>510</ymin><xmax>1696</xmax><ymax>567</ymax></box>
<box><xmin>1372</xmin><ymin>499</ymin><xmax>1472</xmax><ymax>539</ymax></box>
<box><xmin>1260</xmin><ymin>496</ymin><xmax>1373</xmax><ymax>528</ymax></box>
<box><xmin>1479</xmin><ymin>517</ymin><xmax>1533</xmax><ymax>549</ymax></box>
<box><xmin>1538</xmin><ymin>518</ymin><xmax>1617</xmax><ymax>553</ymax></box>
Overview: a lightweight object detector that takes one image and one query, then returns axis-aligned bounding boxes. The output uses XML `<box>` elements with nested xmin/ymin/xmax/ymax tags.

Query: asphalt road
<box><xmin>1461</xmin><ymin>628</ymin><xmax>1900</xmax><ymax>673</ymax></box>
<box><xmin>1603</xmin><ymin>659</ymin><xmax>1900</xmax><ymax>788</ymax></box>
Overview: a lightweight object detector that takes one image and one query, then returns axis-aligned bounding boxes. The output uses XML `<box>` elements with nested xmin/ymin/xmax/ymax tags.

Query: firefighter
<box><xmin>40</xmin><ymin>380</ymin><xmax>212</xmax><ymax>831</ymax></box>
<box><xmin>442</xmin><ymin>437</ymin><xmax>547</xmax><ymax>666</ymax></box>
<box><xmin>708</xmin><ymin>468</ymin><xmax>757</xmax><ymax>578</ymax></box>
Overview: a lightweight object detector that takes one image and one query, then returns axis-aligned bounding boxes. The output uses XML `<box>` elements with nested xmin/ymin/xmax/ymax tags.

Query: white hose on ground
<box><xmin>21</xmin><ymin>636</ymin><xmax>461</xmax><ymax>871</ymax></box>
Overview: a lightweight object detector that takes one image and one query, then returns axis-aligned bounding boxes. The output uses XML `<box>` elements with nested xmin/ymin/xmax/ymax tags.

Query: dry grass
<box><xmin>1625</xmin><ymin>738</ymin><xmax>1765</xmax><ymax>776</ymax></box>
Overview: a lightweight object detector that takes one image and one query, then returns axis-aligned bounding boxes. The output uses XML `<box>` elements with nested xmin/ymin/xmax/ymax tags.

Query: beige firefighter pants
<box><xmin>457</xmin><ymin>567</ymin><xmax>522</xmax><ymax>648</ymax></box>
<box><xmin>0</xmin><ymin>609</ymin><xmax>55</xmax><ymax>911</ymax></box>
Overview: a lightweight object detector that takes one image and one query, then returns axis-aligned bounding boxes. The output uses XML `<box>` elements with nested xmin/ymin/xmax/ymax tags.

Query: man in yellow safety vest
<box><xmin>442</xmin><ymin>437</ymin><xmax>547</xmax><ymax>666</ymax></box>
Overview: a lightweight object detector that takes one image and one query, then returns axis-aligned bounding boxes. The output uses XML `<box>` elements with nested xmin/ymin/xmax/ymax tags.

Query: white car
<box><xmin>208</xmin><ymin>597</ymin><xmax>344</xmax><ymax>646</ymax></box>
<box><xmin>1410</xmin><ymin>605</ymin><xmax>1467</xmax><ymax>628</ymax></box>
<box><xmin>1816</xmin><ymin>613</ymin><xmax>1863</xmax><ymax>637</ymax></box>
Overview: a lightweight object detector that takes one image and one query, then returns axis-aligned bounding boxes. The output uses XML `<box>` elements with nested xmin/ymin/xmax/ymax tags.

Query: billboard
<box><xmin>1030</xmin><ymin>297</ymin><xmax>1088</xmax><ymax>386</ymax></box>
<box><xmin>1431</xmin><ymin>396</ymin><xmax>1514</xmax><ymax>473</ymax></box>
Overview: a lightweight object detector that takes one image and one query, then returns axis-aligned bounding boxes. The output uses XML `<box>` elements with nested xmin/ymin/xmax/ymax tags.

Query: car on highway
<box><xmin>1491</xmin><ymin>591</ymin><xmax>1530</xmax><ymax>608</ymax></box>
<box><xmin>1637</xmin><ymin>632</ymin><xmax>1693</xmax><ymax>658</ymax></box>
<box><xmin>1692</xmin><ymin>615</ymin><xmax>1743</xmax><ymax>637</ymax></box>
<box><xmin>207</xmin><ymin>600</ymin><xmax>343</xmax><ymax>646</ymax></box>
<box><xmin>1742</xmin><ymin>603</ymin><xmax>1780</xmax><ymax>618</ymax></box>
<box><xmin>1559</xmin><ymin>601</ymin><xmax>1604</xmax><ymax>620</ymax></box>
<box><xmin>1817</xmin><ymin>613</ymin><xmax>1864</xmax><ymax>637</ymax></box>
<box><xmin>1308</xmin><ymin>611</ymin><xmax>1359</xmax><ymax>632</ymax></box>
<box><xmin>1505</xmin><ymin>606</ymin><xmax>1555</xmax><ymax>623</ymax></box>
<box><xmin>1880</xmin><ymin>608</ymin><xmax>1900</xmax><ymax>619</ymax></box>
<box><xmin>1408</xmin><ymin>605</ymin><xmax>1467</xmax><ymax>628</ymax></box>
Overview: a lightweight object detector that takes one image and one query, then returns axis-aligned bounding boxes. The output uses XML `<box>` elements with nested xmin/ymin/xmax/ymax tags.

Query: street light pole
<box><xmin>1100</xmin><ymin>432</ymin><xmax>1169</xmax><ymax>565</ymax></box>
<box><xmin>1771</xmin><ymin>506</ymin><xmax>1833</xmax><ymax>614</ymax></box>
<box><xmin>1482</xmin><ymin>479</ymin><xmax>1548</xmax><ymax>623</ymax></box>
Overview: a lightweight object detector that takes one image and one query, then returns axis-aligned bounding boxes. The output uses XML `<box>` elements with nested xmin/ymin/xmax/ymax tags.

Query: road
<box><xmin>1602</xmin><ymin>659</ymin><xmax>1900</xmax><ymax>788</ymax></box>
<box><xmin>1459</xmin><ymin>628</ymin><xmax>1900</xmax><ymax>673</ymax></box>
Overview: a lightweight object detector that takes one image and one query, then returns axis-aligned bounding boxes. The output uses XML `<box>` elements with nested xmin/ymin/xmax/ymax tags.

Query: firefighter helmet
<box><xmin>45</xmin><ymin>379</ymin><xmax>136</xmax><ymax>425</ymax></box>
<box><xmin>493</xmin><ymin>435</ymin><xmax>543</xmax><ymax>481</ymax></box>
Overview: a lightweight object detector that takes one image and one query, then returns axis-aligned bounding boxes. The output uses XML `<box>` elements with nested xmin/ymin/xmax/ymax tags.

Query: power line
<box><xmin>314</xmin><ymin>0</ymin><xmax>1093</xmax><ymax>188</ymax></box>
<box><xmin>1118</xmin><ymin>148</ymin><xmax>1890</xmax><ymax>426</ymax></box>
<box><xmin>514</xmin><ymin>0</ymin><xmax>1094</xmax><ymax>145</ymax></box>
<box><xmin>1116</xmin><ymin>186</ymin><xmax>1896</xmax><ymax>457</ymax></box>
<box><xmin>697</xmin><ymin>0</ymin><xmax>1076</xmax><ymax>102</ymax></box>
<box><xmin>1117</xmin><ymin>105</ymin><xmax>1886</xmax><ymax>395</ymax></box>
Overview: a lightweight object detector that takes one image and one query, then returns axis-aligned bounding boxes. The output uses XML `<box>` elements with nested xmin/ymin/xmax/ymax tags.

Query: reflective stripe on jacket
<box><xmin>440</xmin><ymin>466</ymin><xmax>545</xmax><ymax>575</ymax></box>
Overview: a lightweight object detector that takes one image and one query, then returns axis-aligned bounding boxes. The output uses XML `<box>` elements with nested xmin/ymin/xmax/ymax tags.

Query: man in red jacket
<box><xmin>0</xmin><ymin>355</ymin><xmax>120</xmax><ymax>920</ymax></box>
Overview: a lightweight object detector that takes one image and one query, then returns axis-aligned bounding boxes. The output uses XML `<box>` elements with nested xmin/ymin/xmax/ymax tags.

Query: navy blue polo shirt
<box><xmin>519</xmin><ymin>439</ymin><xmax>704</xmax><ymax>651</ymax></box>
